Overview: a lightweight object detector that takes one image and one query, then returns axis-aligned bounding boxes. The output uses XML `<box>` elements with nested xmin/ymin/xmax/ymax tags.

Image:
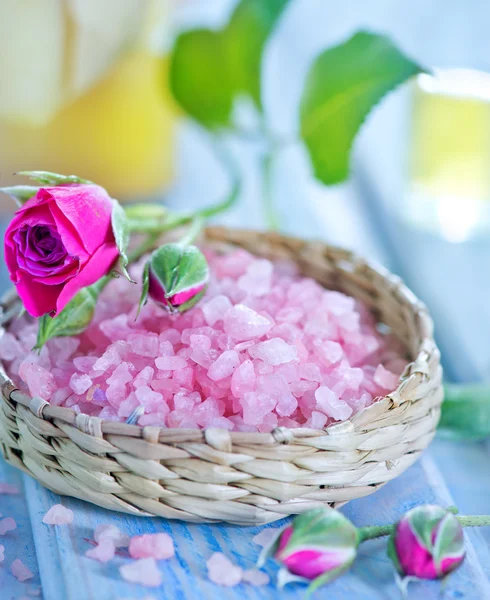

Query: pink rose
<box><xmin>4</xmin><ymin>184</ymin><xmax>120</xmax><ymax>317</ymax></box>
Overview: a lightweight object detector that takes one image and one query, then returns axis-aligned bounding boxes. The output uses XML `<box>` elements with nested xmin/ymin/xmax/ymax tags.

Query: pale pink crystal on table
<box><xmin>94</xmin><ymin>524</ymin><xmax>130</xmax><ymax>548</ymax></box>
<box><xmin>42</xmin><ymin>505</ymin><xmax>74</xmax><ymax>525</ymax></box>
<box><xmin>120</xmin><ymin>558</ymin><xmax>162</xmax><ymax>587</ymax></box>
<box><xmin>4</xmin><ymin>248</ymin><xmax>407</xmax><ymax>432</ymax></box>
<box><xmin>11</xmin><ymin>558</ymin><xmax>34</xmax><ymax>582</ymax></box>
<box><xmin>129</xmin><ymin>533</ymin><xmax>174</xmax><ymax>560</ymax></box>
<box><xmin>0</xmin><ymin>517</ymin><xmax>17</xmax><ymax>534</ymax></box>
<box><xmin>206</xmin><ymin>553</ymin><xmax>243</xmax><ymax>587</ymax></box>
<box><xmin>0</xmin><ymin>483</ymin><xmax>19</xmax><ymax>494</ymax></box>
<box><xmin>243</xmin><ymin>569</ymin><xmax>270</xmax><ymax>586</ymax></box>
<box><xmin>85</xmin><ymin>538</ymin><xmax>115</xmax><ymax>563</ymax></box>
<box><xmin>253</xmin><ymin>528</ymin><xmax>280</xmax><ymax>547</ymax></box>
<box><xmin>0</xmin><ymin>544</ymin><xmax>4</xmax><ymax>562</ymax></box>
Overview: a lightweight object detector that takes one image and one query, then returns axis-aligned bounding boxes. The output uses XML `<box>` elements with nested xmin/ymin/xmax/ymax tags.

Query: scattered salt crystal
<box><xmin>129</xmin><ymin>533</ymin><xmax>174</xmax><ymax>560</ymax></box>
<box><xmin>249</xmin><ymin>338</ymin><xmax>296</xmax><ymax>366</ymax></box>
<box><xmin>374</xmin><ymin>364</ymin><xmax>399</xmax><ymax>390</ymax></box>
<box><xmin>253</xmin><ymin>528</ymin><xmax>280</xmax><ymax>547</ymax></box>
<box><xmin>0</xmin><ymin>517</ymin><xmax>17</xmax><ymax>534</ymax></box>
<box><xmin>120</xmin><ymin>558</ymin><xmax>162</xmax><ymax>587</ymax></box>
<box><xmin>315</xmin><ymin>387</ymin><xmax>353</xmax><ymax>421</ymax></box>
<box><xmin>42</xmin><ymin>505</ymin><xmax>74</xmax><ymax>525</ymax></box>
<box><xmin>0</xmin><ymin>483</ymin><xmax>19</xmax><ymax>494</ymax></box>
<box><xmin>206</xmin><ymin>553</ymin><xmax>243</xmax><ymax>587</ymax></box>
<box><xmin>0</xmin><ymin>544</ymin><xmax>4</xmax><ymax>562</ymax></box>
<box><xmin>243</xmin><ymin>569</ymin><xmax>270</xmax><ymax>586</ymax></box>
<box><xmin>202</xmin><ymin>295</ymin><xmax>232</xmax><ymax>326</ymax></box>
<box><xmin>69</xmin><ymin>373</ymin><xmax>92</xmax><ymax>394</ymax></box>
<box><xmin>208</xmin><ymin>350</ymin><xmax>240</xmax><ymax>381</ymax></box>
<box><xmin>10</xmin><ymin>558</ymin><xmax>34</xmax><ymax>581</ymax></box>
<box><xmin>223</xmin><ymin>305</ymin><xmax>272</xmax><ymax>341</ymax></box>
<box><xmin>94</xmin><ymin>524</ymin><xmax>130</xmax><ymax>548</ymax></box>
<box><xmin>85</xmin><ymin>538</ymin><xmax>115</xmax><ymax>563</ymax></box>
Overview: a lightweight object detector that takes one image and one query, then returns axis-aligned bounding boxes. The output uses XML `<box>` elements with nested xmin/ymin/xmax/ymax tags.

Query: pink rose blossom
<box><xmin>4</xmin><ymin>184</ymin><xmax>119</xmax><ymax>317</ymax></box>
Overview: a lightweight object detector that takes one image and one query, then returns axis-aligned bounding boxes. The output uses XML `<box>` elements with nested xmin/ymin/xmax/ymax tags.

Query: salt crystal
<box><xmin>310</xmin><ymin>410</ymin><xmax>328</xmax><ymax>429</ymax></box>
<box><xmin>21</xmin><ymin>363</ymin><xmax>54</xmax><ymax>400</ymax></box>
<box><xmin>237</xmin><ymin>259</ymin><xmax>273</xmax><ymax>296</ymax></box>
<box><xmin>315</xmin><ymin>387</ymin><xmax>353</xmax><ymax>421</ymax></box>
<box><xmin>155</xmin><ymin>356</ymin><xmax>187</xmax><ymax>371</ymax></box>
<box><xmin>243</xmin><ymin>569</ymin><xmax>270</xmax><ymax>586</ymax></box>
<box><xmin>0</xmin><ymin>544</ymin><xmax>3</xmax><ymax>562</ymax></box>
<box><xmin>107</xmin><ymin>362</ymin><xmax>133</xmax><ymax>386</ymax></box>
<box><xmin>42</xmin><ymin>505</ymin><xmax>74</xmax><ymax>525</ymax></box>
<box><xmin>135</xmin><ymin>386</ymin><xmax>164</xmax><ymax>412</ymax></box>
<box><xmin>0</xmin><ymin>483</ymin><xmax>19</xmax><ymax>494</ymax></box>
<box><xmin>133</xmin><ymin>366</ymin><xmax>155</xmax><ymax>388</ymax></box>
<box><xmin>69</xmin><ymin>373</ymin><xmax>92</xmax><ymax>395</ymax></box>
<box><xmin>299</xmin><ymin>363</ymin><xmax>322</xmax><ymax>382</ymax></box>
<box><xmin>242</xmin><ymin>393</ymin><xmax>276</xmax><ymax>426</ymax></box>
<box><xmin>119</xmin><ymin>558</ymin><xmax>162</xmax><ymax>587</ymax></box>
<box><xmin>73</xmin><ymin>356</ymin><xmax>98</xmax><ymax>374</ymax></box>
<box><xmin>276</xmin><ymin>306</ymin><xmax>303</xmax><ymax>324</ymax></box>
<box><xmin>0</xmin><ymin>517</ymin><xmax>17</xmax><ymax>534</ymax></box>
<box><xmin>202</xmin><ymin>295</ymin><xmax>232</xmax><ymax>326</ymax></box>
<box><xmin>94</xmin><ymin>524</ymin><xmax>130</xmax><ymax>548</ymax></box>
<box><xmin>249</xmin><ymin>338</ymin><xmax>296</xmax><ymax>366</ymax></box>
<box><xmin>231</xmin><ymin>360</ymin><xmax>255</xmax><ymax>397</ymax></box>
<box><xmin>374</xmin><ymin>364</ymin><xmax>399</xmax><ymax>390</ymax></box>
<box><xmin>206</xmin><ymin>553</ymin><xmax>243</xmax><ymax>587</ymax></box>
<box><xmin>85</xmin><ymin>538</ymin><xmax>115</xmax><ymax>563</ymax></box>
<box><xmin>0</xmin><ymin>332</ymin><xmax>24</xmax><ymax>360</ymax></box>
<box><xmin>128</xmin><ymin>333</ymin><xmax>159</xmax><ymax>357</ymax></box>
<box><xmin>129</xmin><ymin>533</ymin><xmax>174</xmax><ymax>560</ymax></box>
<box><xmin>208</xmin><ymin>350</ymin><xmax>240</xmax><ymax>381</ymax></box>
<box><xmin>11</xmin><ymin>558</ymin><xmax>34</xmax><ymax>582</ymax></box>
<box><xmin>223</xmin><ymin>305</ymin><xmax>272</xmax><ymax>341</ymax></box>
<box><xmin>93</xmin><ymin>346</ymin><xmax>120</xmax><ymax>372</ymax></box>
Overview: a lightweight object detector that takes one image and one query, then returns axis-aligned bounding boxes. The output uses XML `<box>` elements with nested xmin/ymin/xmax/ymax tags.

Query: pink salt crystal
<box><xmin>299</xmin><ymin>363</ymin><xmax>322</xmax><ymax>382</ymax></box>
<box><xmin>323</xmin><ymin>290</ymin><xmax>355</xmax><ymax>315</ymax></box>
<box><xmin>155</xmin><ymin>356</ymin><xmax>187</xmax><ymax>371</ymax></box>
<box><xmin>85</xmin><ymin>538</ymin><xmax>115</xmax><ymax>563</ymax></box>
<box><xmin>202</xmin><ymin>295</ymin><xmax>232</xmax><ymax>326</ymax></box>
<box><xmin>0</xmin><ymin>544</ymin><xmax>4</xmax><ymax>562</ymax></box>
<box><xmin>253</xmin><ymin>528</ymin><xmax>280</xmax><ymax>547</ymax></box>
<box><xmin>237</xmin><ymin>259</ymin><xmax>273</xmax><ymax>296</ymax></box>
<box><xmin>129</xmin><ymin>533</ymin><xmax>174</xmax><ymax>560</ymax></box>
<box><xmin>69</xmin><ymin>373</ymin><xmax>92</xmax><ymax>395</ymax></box>
<box><xmin>249</xmin><ymin>338</ymin><xmax>296</xmax><ymax>366</ymax></box>
<box><xmin>133</xmin><ymin>366</ymin><xmax>155</xmax><ymax>388</ymax></box>
<box><xmin>0</xmin><ymin>483</ymin><xmax>19</xmax><ymax>494</ymax></box>
<box><xmin>107</xmin><ymin>362</ymin><xmax>133</xmax><ymax>386</ymax></box>
<box><xmin>242</xmin><ymin>393</ymin><xmax>276</xmax><ymax>426</ymax></box>
<box><xmin>243</xmin><ymin>569</ymin><xmax>270</xmax><ymax>586</ymax></box>
<box><xmin>11</xmin><ymin>558</ymin><xmax>34</xmax><ymax>582</ymax></box>
<box><xmin>276</xmin><ymin>306</ymin><xmax>303</xmax><ymax>324</ymax></box>
<box><xmin>0</xmin><ymin>332</ymin><xmax>24</xmax><ymax>360</ymax></box>
<box><xmin>374</xmin><ymin>364</ymin><xmax>399</xmax><ymax>390</ymax></box>
<box><xmin>206</xmin><ymin>553</ymin><xmax>243</xmax><ymax>587</ymax></box>
<box><xmin>42</xmin><ymin>505</ymin><xmax>74</xmax><ymax>526</ymax></box>
<box><xmin>314</xmin><ymin>340</ymin><xmax>343</xmax><ymax>367</ymax></box>
<box><xmin>231</xmin><ymin>360</ymin><xmax>255</xmax><ymax>397</ymax></box>
<box><xmin>0</xmin><ymin>517</ymin><xmax>17</xmax><ymax>534</ymax></box>
<box><xmin>310</xmin><ymin>410</ymin><xmax>328</xmax><ymax>429</ymax></box>
<box><xmin>94</xmin><ymin>524</ymin><xmax>130</xmax><ymax>548</ymax></box>
<box><xmin>119</xmin><ymin>558</ymin><xmax>162</xmax><ymax>588</ymax></box>
<box><xmin>73</xmin><ymin>356</ymin><xmax>98</xmax><ymax>374</ymax></box>
<box><xmin>208</xmin><ymin>350</ymin><xmax>240</xmax><ymax>381</ymax></box>
<box><xmin>128</xmin><ymin>333</ymin><xmax>159</xmax><ymax>357</ymax></box>
<box><xmin>189</xmin><ymin>334</ymin><xmax>211</xmax><ymax>350</ymax></box>
<box><xmin>93</xmin><ymin>346</ymin><xmax>120</xmax><ymax>372</ymax></box>
<box><xmin>315</xmin><ymin>387</ymin><xmax>353</xmax><ymax>421</ymax></box>
<box><xmin>106</xmin><ymin>382</ymin><xmax>128</xmax><ymax>407</ymax></box>
<box><xmin>135</xmin><ymin>386</ymin><xmax>164</xmax><ymax>411</ymax></box>
<box><xmin>223</xmin><ymin>304</ymin><xmax>272</xmax><ymax>341</ymax></box>
<box><xmin>21</xmin><ymin>363</ymin><xmax>54</xmax><ymax>400</ymax></box>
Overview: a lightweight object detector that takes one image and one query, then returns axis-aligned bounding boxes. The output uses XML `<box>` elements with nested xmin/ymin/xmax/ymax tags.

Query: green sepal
<box><xmin>300</xmin><ymin>31</ymin><xmax>425</xmax><ymax>185</ymax></box>
<box><xmin>256</xmin><ymin>526</ymin><xmax>285</xmax><ymax>568</ymax></box>
<box><xmin>34</xmin><ymin>281</ymin><xmax>104</xmax><ymax>349</ymax></box>
<box><xmin>407</xmin><ymin>505</ymin><xmax>447</xmax><ymax>552</ymax></box>
<box><xmin>150</xmin><ymin>243</ymin><xmax>209</xmax><ymax>299</ymax></box>
<box><xmin>431</xmin><ymin>513</ymin><xmax>464</xmax><ymax>575</ymax></box>
<box><xmin>16</xmin><ymin>170</ymin><xmax>93</xmax><ymax>185</ymax></box>
<box><xmin>306</xmin><ymin>563</ymin><xmax>353</xmax><ymax>595</ymax></box>
<box><xmin>111</xmin><ymin>199</ymin><xmax>132</xmax><ymax>282</ymax></box>
<box><xmin>137</xmin><ymin>261</ymin><xmax>150</xmax><ymax>318</ymax></box>
<box><xmin>0</xmin><ymin>185</ymin><xmax>39</xmax><ymax>206</ymax></box>
<box><xmin>387</xmin><ymin>529</ymin><xmax>403</xmax><ymax>575</ymax></box>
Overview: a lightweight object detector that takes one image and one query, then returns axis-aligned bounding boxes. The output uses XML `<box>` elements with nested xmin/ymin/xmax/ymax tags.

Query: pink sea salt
<box><xmin>128</xmin><ymin>533</ymin><xmax>174</xmax><ymax>560</ymax></box>
<box><xmin>85</xmin><ymin>538</ymin><xmax>115</xmax><ymax>563</ymax></box>
<box><xmin>0</xmin><ymin>544</ymin><xmax>4</xmax><ymax>562</ymax></box>
<box><xmin>0</xmin><ymin>517</ymin><xmax>17</xmax><ymax>534</ymax></box>
<box><xmin>120</xmin><ymin>558</ymin><xmax>162</xmax><ymax>587</ymax></box>
<box><xmin>94</xmin><ymin>524</ymin><xmax>130</xmax><ymax>548</ymax></box>
<box><xmin>242</xmin><ymin>569</ymin><xmax>270</xmax><ymax>586</ymax></box>
<box><xmin>0</xmin><ymin>483</ymin><xmax>19</xmax><ymax>494</ymax></box>
<box><xmin>206</xmin><ymin>553</ymin><xmax>243</xmax><ymax>587</ymax></box>
<box><xmin>4</xmin><ymin>248</ymin><xmax>407</xmax><ymax>432</ymax></box>
<box><xmin>42</xmin><ymin>505</ymin><xmax>74</xmax><ymax>525</ymax></box>
<box><xmin>11</xmin><ymin>558</ymin><xmax>34</xmax><ymax>582</ymax></box>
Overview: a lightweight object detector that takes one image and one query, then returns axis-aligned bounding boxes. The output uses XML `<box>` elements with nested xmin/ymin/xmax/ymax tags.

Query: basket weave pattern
<box><xmin>0</xmin><ymin>227</ymin><xmax>443</xmax><ymax>525</ymax></box>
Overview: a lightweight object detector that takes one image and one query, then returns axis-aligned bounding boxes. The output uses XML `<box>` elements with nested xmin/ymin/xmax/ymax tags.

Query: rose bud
<box><xmin>4</xmin><ymin>183</ymin><xmax>122</xmax><ymax>317</ymax></box>
<box><xmin>258</xmin><ymin>508</ymin><xmax>358</xmax><ymax>592</ymax></box>
<box><xmin>388</xmin><ymin>505</ymin><xmax>465</xmax><ymax>580</ymax></box>
<box><xmin>141</xmin><ymin>243</ymin><xmax>209</xmax><ymax>314</ymax></box>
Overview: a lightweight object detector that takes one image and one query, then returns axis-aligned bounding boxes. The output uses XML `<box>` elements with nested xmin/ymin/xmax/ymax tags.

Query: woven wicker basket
<box><xmin>0</xmin><ymin>227</ymin><xmax>443</xmax><ymax>525</ymax></box>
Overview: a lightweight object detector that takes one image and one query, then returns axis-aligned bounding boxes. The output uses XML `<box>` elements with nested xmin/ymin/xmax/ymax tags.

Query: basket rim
<box><xmin>0</xmin><ymin>226</ymin><xmax>436</xmax><ymax>447</ymax></box>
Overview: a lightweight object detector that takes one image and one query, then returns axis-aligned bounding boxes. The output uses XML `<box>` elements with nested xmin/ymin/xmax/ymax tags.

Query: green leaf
<box><xmin>35</xmin><ymin>282</ymin><xmax>103</xmax><ymax>349</ymax></box>
<box><xmin>16</xmin><ymin>170</ymin><xmax>92</xmax><ymax>185</ymax></box>
<box><xmin>438</xmin><ymin>384</ymin><xmax>490</xmax><ymax>441</ymax></box>
<box><xmin>0</xmin><ymin>185</ymin><xmax>39</xmax><ymax>206</ymax></box>
<box><xmin>300</xmin><ymin>31</ymin><xmax>424</xmax><ymax>185</ymax></box>
<box><xmin>150</xmin><ymin>243</ymin><xmax>209</xmax><ymax>298</ymax></box>
<box><xmin>111</xmin><ymin>199</ymin><xmax>132</xmax><ymax>281</ymax></box>
<box><xmin>124</xmin><ymin>203</ymin><xmax>168</xmax><ymax>232</ymax></box>
<box><xmin>170</xmin><ymin>0</ymin><xmax>290</xmax><ymax>128</ymax></box>
<box><xmin>137</xmin><ymin>261</ymin><xmax>150</xmax><ymax>317</ymax></box>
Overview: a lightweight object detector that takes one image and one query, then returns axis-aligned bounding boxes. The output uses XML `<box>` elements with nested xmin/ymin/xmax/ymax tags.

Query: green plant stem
<box><xmin>179</xmin><ymin>217</ymin><xmax>204</xmax><ymax>247</ymax></box>
<box><xmin>127</xmin><ymin>232</ymin><xmax>161</xmax><ymax>263</ymax></box>
<box><xmin>261</xmin><ymin>148</ymin><xmax>280</xmax><ymax>231</ymax></box>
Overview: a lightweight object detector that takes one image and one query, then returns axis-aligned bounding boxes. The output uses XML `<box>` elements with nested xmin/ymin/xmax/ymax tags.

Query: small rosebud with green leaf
<box><xmin>387</xmin><ymin>505</ymin><xmax>465</xmax><ymax>580</ymax></box>
<box><xmin>140</xmin><ymin>243</ymin><xmax>209</xmax><ymax>315</ymax></box>
<box><xmin>259</xmin><ymin>508</ymin><xmax>358</xmax><ymax>593</ymax></box>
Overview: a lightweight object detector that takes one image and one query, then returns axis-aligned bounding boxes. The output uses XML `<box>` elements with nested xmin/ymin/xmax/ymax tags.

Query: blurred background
<box><xmin>0</xmin><ymin>0</ymin><xmax>489</xmax><ymax>389</ymax></box>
